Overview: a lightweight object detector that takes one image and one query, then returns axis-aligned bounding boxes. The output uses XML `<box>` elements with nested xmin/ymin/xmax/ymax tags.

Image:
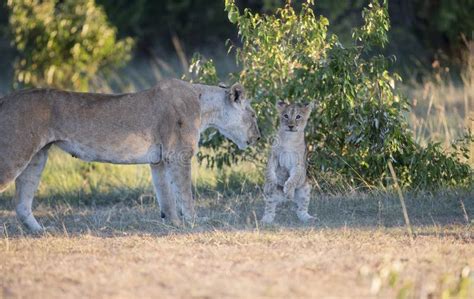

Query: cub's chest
<box><xmin>275</xmin><ymin>149</ymin><xmax>305</xmax><ymax>170</ymax></box>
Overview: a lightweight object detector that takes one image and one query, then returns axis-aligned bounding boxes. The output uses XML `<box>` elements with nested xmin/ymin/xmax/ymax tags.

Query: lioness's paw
<box><xmin>162</xmin><ymin>217</ymin><xmax>182</xmax><ymax>228</ymax></box>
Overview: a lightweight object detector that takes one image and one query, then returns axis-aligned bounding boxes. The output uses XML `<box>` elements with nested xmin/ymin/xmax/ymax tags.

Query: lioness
<box><xmin>0</xmin><ymin>79</ymin><xmax>260</xmax><ymax>232</ymax></box>
<box><xmin>261</xmin><ymin>101</ymin><xmax>314</xmax><ymax>224</ymax></box>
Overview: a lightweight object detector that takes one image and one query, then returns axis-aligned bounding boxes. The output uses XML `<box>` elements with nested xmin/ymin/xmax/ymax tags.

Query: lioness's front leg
<box><xmin>167</xmin><ymin>158</ymin><xmax>196</xmax><ymax>223</ymax></box>
<box><xmin>150</xmin><ymin>163</ymin><xmax>181</xmax><ymax>226</ymax></box>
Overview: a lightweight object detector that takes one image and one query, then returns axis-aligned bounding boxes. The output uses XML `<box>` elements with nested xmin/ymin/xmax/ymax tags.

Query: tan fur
<box><xmin>0</xmin><ymin>79</ymin><xmax>260</xmax><ymax>232</ymax></box>
<box><xmin>261</xmin><ymin>101</ymin><xmax>315</xmax><ymax>224</ymax></box>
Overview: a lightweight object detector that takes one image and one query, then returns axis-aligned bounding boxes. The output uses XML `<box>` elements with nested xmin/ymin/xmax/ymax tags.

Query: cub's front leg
<box><xmin>283</xmin><ymin>165</ymin><xmax>305</xmax><ymax>199</ymax></box>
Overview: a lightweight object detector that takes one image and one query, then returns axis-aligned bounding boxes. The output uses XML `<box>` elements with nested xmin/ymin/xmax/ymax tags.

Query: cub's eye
<box><xmin>284</xmin><ymin>114</ymin><xmax>289</xmax><ymax>119</ymax></box>
<box><xmin>296</xmin><ymin>115</ymin><xmax>301</xmax><ymax>119</ymax></box>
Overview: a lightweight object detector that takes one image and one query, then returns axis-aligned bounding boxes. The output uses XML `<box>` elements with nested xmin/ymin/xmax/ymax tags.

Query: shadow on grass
<box><xmin>0</xmin><ymin>186</ymin><xmax>472</xmax><ymax>239</ymax></box>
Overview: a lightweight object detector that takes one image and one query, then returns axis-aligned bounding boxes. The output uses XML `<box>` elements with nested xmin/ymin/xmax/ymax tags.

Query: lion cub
<box><xmin>261</xmin><ymin>101</ymin><xmax>315</xmax><ymax>224</ymax></box>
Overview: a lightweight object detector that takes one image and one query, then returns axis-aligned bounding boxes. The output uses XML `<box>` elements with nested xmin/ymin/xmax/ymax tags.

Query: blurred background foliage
<box><xmin>0</xmin><ymin>0</ymin><xmax>472</xmax><ymax>190</ymax></box>
<box><xmin>6</xmin><ymin>0</ymin><xmax>133</xmax><ymax>91</ymax></box>
<box><xmin>1</xmin><ymin>0</ymin><xmax>474</xmax><ymax>90</ymax></box>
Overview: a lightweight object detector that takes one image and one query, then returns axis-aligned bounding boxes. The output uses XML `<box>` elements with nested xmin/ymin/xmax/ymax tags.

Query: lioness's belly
<box><xmin>55</xmin><ymin>138</ymin><xmax>162</xmax><ymax>164</ymax></box>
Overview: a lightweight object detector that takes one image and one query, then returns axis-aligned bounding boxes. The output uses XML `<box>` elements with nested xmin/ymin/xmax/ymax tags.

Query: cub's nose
<box><xmin>288</xmin><ymin>125</ymin><xmax>295</xmax><ymax>130</ymax></box>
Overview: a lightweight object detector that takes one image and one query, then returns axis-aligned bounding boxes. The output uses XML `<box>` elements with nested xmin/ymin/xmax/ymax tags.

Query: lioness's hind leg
<box><xmin>15</xmin><ymin>148</ymin><xmax>49</xmax><ymax>233</ymax></box>
<box><xmin>294</xmin><ymin>182</ymin><xmax>314</xmax><ymax>223</ymax></box>
<box><xmin>0</xmin><ymin>164</ymin><xmax>23</xmax><ymax>193</ymax></box>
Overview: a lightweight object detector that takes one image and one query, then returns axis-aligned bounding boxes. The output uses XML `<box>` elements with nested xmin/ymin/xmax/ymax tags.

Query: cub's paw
<box><xmin>263</xmin><ymin>182</ymin><xmax>277</xmax><ymax>195</ymax></box>
<box><xmin>261</xmin><ymin>213</ymin><xmax>275</xmax><ymax>225</ymax></box>
<box><xmin>297</xmin><ymin>212</ymin><xmax>316</xmax><ymax>224</ymax></box>
<box><xmin>283</xmin><ymin>183</ymin><xmax>295</xmax><ymax>199</ymax></box>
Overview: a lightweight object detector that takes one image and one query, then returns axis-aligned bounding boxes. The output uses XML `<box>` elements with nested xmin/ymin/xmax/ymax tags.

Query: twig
<box><xmin>3</xmin><ymin>223</ymin><xmax>9</xmax><ymax>253</ymax></box>
<box><xmin>171</xmin><ymin>32</ymin><xmax>189</xmax><ymax>73</ymax></box>
<box><xmin>253</xmin><ymin>210</ymin><xmax>259</xmax><ymax>233</ymax></box>
<box><xmin>459</xmin><ymin>199</ymin><xmax>470</xmax><ymax>224</ymax></box>
<box><xmin>387</xmin><ymin>161</ymin><xmax>414</xmax><ymax>240</ymax></box>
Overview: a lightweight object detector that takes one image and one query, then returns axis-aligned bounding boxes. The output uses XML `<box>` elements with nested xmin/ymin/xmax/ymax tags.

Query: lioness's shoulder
<box><xmin>156</xmin><ymin>79</ymin><xmax>195</xmax><ymax>92</ymax></box>
<box><xmin>152</xmin><ymin>79</ymin><xmax>199</xmax><ymax>101</ymax></box>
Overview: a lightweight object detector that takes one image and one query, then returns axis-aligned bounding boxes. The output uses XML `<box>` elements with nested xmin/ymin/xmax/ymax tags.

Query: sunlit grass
<box><xmin>405</xmin><ymin>46</ymin><xmax>473</xmax><ymax>167</ymax></box>
<box><xmin>1</xmin><ymin>147</ymin><xmax>263</xmax><ymax>204</ymax></box>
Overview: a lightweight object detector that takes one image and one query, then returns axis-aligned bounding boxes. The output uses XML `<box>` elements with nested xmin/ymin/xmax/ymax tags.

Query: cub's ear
<box><xmin>229</xmin><ymin>83</ymin><xmax>244</xmax><ymax>104</ymax></box>
<box><xmin>276</xmin><ymin>101</ymin><xmax>288</xmax><ymax>112</ymax></box>
<box><xmin>302</xmin><ymin>101</ymin><xmax>316</xmax><ymax>113</ymax></box>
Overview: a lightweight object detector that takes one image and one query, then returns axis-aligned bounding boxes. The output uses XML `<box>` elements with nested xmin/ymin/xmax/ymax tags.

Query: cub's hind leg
<box><xmin>261</xmin><ymin>186</ymin><xmax>285</xmax><ymax>224</ymax></box>
<box><xmin>294</xmin><ymin>182</ymin><xmax>315</xmax><ymax>223</ymax></box>
<box><xmin>15</xmin><ymin>147</ymin><xmax>49</xmax><ymax>233</ymax></box>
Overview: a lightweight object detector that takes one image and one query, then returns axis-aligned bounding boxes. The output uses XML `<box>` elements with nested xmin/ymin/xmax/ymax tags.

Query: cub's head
<box><xmin>221</xmin><ymin>83</ymin><xmax>261</xmax><ymax>149</ymax></box>
<box><xmin>276</xmin><ymin>101</ymin><xmax>314</xmax><ymax>133</ymax></box>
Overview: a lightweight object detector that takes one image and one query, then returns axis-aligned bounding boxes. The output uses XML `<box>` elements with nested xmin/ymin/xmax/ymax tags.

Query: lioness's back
<box><xmin>0</xmin><ymin>79</ymin><xmax>200</xmax><ymax>188</ymax></box>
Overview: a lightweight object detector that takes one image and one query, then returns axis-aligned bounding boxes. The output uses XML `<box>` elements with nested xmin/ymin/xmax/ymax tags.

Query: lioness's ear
<box><xmin>229</xmin><ymin>83</ymin><xmax>244</xmax><ymax>104</ymax></box>
<box><xmin>276</xmin><ymin>101</ymin><xmax>287</xmax><ymax>112</ymax></box>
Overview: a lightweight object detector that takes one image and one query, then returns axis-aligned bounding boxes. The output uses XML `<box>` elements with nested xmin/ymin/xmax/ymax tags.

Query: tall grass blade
<box><xmin>387</xmin><ymin>161</ymin><xmax>414</xmax><ymax>240</ymax></box>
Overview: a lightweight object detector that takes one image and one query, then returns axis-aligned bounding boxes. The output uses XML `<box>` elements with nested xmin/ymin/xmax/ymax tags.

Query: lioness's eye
<box><xmin>284</xmin><ymin>114</ymin><xmax>289</xmax><ymax>119</ymax></box>
<box><xmin>296</xmin><ymin>115</ymin><xmax>301</xmax><ymax>119</ymax></box>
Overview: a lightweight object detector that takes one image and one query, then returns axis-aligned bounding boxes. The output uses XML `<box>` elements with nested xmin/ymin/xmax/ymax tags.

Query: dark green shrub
<box><xmin>7</xmin><ymin>0</ymin><xmax>133</xmax><ymax>91</ymax></box>
<box><xmin>192</xmin><ymin>0</ymin><xmax>473</xmax><ymax>189</ymax></box>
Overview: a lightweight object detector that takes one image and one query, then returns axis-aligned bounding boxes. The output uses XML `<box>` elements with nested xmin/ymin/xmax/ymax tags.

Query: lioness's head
<box><xmin>220</xmin><ymin>83</ymin><xmax>261</xmax><ymax>149</ymax></box>
<box><xmin>276</xmin><ymin>101</ymin><xmax>314</xmax><ymax>133</ymax></box>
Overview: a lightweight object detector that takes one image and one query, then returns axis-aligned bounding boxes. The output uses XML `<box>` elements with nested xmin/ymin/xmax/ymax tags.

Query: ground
<box><xmin>1</xmin><ymin>188</ymin><xmax>473</xmax><ymax>298</ymax></box>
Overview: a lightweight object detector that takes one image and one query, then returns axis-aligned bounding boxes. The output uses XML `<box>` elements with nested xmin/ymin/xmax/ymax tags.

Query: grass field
<box><xmin>1</xmin><ymin>226</ymin><xmax>473</xmax><ymax>299</ymax></box>
<box><xmin>1</xmin><ymin>57</ymin><xmax>473</xmax><ymax>298</ymax></box>
<box><xmin>1</xmin><ymin>78</ymin><xmax>473</xmax><ymax>297</ymax></box>
<box><xmin>1</xmin><ymin>149</ymin><xmax>473</xmax><ymax>298</ymax></box>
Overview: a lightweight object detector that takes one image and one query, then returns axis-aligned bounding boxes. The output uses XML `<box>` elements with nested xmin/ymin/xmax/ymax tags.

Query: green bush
<box><xmin>7</xmin><ymin>0</ymin><xmax>134</xmax><ymax>91</ymax></box>
<box><xmin>192</xmin><ymin>0</ymin><xmax>473</xmax><ymax>189</ymax></box>
<box><xmin>185</xmin><ymin>53</ymin><xmax>247</xmax><ymax>168</ymax></box>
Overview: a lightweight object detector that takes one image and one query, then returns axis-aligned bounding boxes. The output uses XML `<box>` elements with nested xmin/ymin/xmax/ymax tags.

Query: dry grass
<box><xmin>406</xmin><ymin>42</ymin><xmax>474</xmax><ymax>163</ymax></box>
<box><xmin>1</xmin><ymin>43</ymin><xmax>474</xmax><ymax>299</ymax></box>
<box><xmin>1</xmin><ymin>225</ymin><xmax>473</xmax><ymax>299</ymax></box>
<box><xmin>1</xmin><ymin>188</ymin><xmax>474</xmax><ymax>298</ymax></box>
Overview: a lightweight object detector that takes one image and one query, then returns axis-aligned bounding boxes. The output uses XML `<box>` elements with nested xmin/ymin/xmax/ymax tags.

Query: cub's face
<box><xmin>276</xmin><ymin>101</ymin><xmax>314</xmax><ymax>133</ymax></box>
